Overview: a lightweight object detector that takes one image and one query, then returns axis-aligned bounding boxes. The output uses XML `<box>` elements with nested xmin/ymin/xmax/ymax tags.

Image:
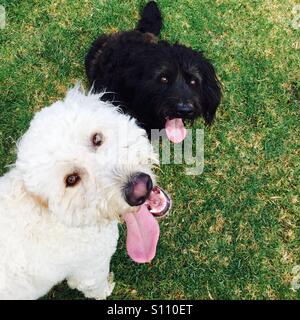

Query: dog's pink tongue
<box><xmin>165</xmin><ymin>118</ymin><xmax>187</xmax><ymax>143</ymax></box>
<box><xmin>124</xmin><ymin>204</ymin><xmax>160</xmax><ymax>263</ymax></box>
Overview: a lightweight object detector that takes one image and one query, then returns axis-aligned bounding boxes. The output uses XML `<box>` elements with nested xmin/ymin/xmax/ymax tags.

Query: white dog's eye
<box><xmin>65</xmin><ymin>173</ymin><xmax>81</xmax><ymax>187</ymax></box>
<box><xmin>92</xmin><ymin>132</ymin><xmax>104</xmax><ymax>147</ymax></box>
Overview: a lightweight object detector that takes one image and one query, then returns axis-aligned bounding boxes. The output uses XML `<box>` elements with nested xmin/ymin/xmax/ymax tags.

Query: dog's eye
<box><xmin>92</xmin><ymin>132</ymin><xmax>104</xmax><ymax>147</ymax></box>
<box><xmin>160</xmin><ymin>76</ymin><xmax>168</xmax><ymax>84</ymax></box>
<box><xmin>65</xmin><ymin>173</ymin><xmax>80</xmax><ymax>187</ymax></box>
<box><xmin>190</xmin><ymin>79</ymin><xmax>197</xmax><ymax>86</ymax></box>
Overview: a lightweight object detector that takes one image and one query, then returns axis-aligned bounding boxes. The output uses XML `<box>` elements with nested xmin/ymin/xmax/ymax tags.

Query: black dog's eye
<box><xmin>160</xmin><ymin>76</ymin><xmax>168</xmax><ymax>84</ymax></box>
<box><xmin>190</xmin><ymin>79</ymin><xmax>197</xmax><ymax>86</ymax></box>
<box><xmin>65</xmin><ymin>173</ymin><xmax>80</xmax><ymax>187</ymax></box>
<box><xmin>92</xmin><ymin>132</ymin><xmax>104</xmax><ymax>147</ymax></box>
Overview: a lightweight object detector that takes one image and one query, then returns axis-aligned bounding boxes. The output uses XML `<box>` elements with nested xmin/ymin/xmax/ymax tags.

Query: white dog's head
<box><xmin>15</xmin><ymin>86</ymin><xmax>165</xmax><ymax>227</ymax></box>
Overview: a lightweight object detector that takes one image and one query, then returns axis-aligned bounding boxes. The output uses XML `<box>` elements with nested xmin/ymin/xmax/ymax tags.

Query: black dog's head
<box><xmin>126</xmin><ymin>41</ymin><xmax>221</xmax><ymax>142</ymax></box>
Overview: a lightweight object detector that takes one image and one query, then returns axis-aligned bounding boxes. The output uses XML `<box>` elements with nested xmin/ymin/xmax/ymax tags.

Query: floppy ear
<box><xmin>200</xmin><ymin>59</ymin><xmax>222</xmax><ymax>125</ymax></box>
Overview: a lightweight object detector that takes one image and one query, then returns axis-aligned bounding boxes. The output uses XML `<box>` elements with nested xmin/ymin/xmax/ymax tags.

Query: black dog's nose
<box><xmin>124</xmin><ymin>173</ymin><xmax>153</xmax><ymax>206</ymax></box>
<box><xmin>176</xmin><ymin>103</ymin><xmax>194</xmax><ymax>117</ymax></box>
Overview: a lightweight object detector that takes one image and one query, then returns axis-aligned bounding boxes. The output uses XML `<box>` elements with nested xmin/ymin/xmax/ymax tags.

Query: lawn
<box><xmin>0</xmin><ymin>0</ymin><xmax>299</xmax><ymax>300</ymax></box>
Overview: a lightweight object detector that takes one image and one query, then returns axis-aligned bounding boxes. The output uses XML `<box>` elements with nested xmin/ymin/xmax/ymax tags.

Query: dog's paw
<box><xmin>94</xmin><ymin>272</ymin><xmax>115</xmax><ymax>300</ymax></box>
<box><xmin>67</xmin><ymin>277</ymin><xmax>79</xmax><ymax>290</ymax></box>
<box><xmin>85</xmin><ymin>273</ymin><xmax>115</xmax><ymax>300</ymax></box>
<box><xmin>107</xmin><ymin>272</ymin><xmax>115</xmax><ymax>295</ymax></box>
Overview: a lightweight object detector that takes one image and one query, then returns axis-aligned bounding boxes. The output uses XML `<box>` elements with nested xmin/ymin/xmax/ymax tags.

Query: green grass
<box><xmin>1</xmin><ymin>0</ymin><xmax>299</xmax><ymax>300</ymax></box>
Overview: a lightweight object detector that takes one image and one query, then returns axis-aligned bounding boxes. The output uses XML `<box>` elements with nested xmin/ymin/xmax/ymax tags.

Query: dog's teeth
<box><xmin>152</xmin><ymin>187</ymin><xmax>160</xmax><ymax>194</ymax></box>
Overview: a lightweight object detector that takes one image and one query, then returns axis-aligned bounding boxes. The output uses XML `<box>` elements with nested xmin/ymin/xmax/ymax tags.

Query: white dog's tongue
<box><xmin>124</xmin><ymin>204</ymin><xmax>160</xmax><ymax>263</ymax></box>
<box><xmin>165</xmin><ymin>118</ymin><xmax>187</xmax><ymax>143</ymax></box>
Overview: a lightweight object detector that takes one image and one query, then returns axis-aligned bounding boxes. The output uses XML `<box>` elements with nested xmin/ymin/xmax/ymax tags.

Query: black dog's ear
<box><xmin>200</xmin><ymin>59</ymin><xmax>222</xmax><ymax>125</ymax></box>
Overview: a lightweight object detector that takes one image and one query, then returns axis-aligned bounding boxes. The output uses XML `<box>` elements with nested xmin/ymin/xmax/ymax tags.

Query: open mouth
<box><xmin>124</xmin><ymin>186</ymin><xmax>171</xmax><ymax>264</ymax></box>
<box><xmin>145</xmin><ymin>186</ymin><xmax>172</xmax><ymax>218</ymax></box>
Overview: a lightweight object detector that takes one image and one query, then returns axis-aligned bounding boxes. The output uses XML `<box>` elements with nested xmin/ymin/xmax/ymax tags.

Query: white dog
<box><xmin>0</xmin><ymin>86</ymin><xmax>171</xmax><ymax>300</ymax></box>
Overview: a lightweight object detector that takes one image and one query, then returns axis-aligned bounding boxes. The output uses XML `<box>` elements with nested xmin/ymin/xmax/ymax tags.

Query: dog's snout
<box><xmin>175</xmin><ymin>103</ymin><xmax>194</xmax><ymax>117</ymax></box>
<box><xmin>124</xmin><ymin>173</ymin><xmax>153</xmax><ymax>206</ymax></box>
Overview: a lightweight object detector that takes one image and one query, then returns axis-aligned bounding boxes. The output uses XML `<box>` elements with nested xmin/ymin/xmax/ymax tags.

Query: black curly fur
<box><xmin>85</xmin><ymin>1</ymin><xmax>221</xmax><ymax>134</ymax></box>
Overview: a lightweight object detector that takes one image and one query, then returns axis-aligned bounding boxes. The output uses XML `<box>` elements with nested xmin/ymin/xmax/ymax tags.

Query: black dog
<box><xmin>85</xmin><ymin>1</ymin><xmax>221</xmax><ymax>143</ymax></box>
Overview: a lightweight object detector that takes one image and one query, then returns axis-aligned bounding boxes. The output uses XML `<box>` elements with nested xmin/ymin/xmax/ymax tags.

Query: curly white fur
<box><xmin>0</xmin><ymin>85</ymin><xmax>158</xmax><ymax>299</ymax></box>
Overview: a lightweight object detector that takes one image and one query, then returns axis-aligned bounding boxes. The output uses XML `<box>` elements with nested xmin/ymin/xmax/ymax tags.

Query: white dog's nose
<box><xmin>124</xmin><ymin>173</ymin><xmax>153</xmax><ymax>206</ymax></box>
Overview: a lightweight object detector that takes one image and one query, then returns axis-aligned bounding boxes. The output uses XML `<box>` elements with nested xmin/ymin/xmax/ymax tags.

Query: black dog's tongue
<box><xmin>165</xmin><ymin>118</ymin><xmax>187</xmax><ymax>143</ymax></box>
